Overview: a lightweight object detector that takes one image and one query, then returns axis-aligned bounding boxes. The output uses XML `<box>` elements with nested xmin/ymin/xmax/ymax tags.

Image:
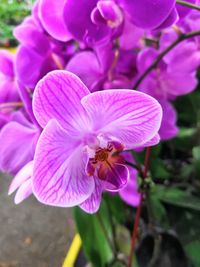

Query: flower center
<box><xmin>86</xmin><ymin>141</ymin><xmax>125</xmax><ymax>178</ymax></box>
<box><xmin>95</xmin><ymin>148</ymin><xmax>109</xmax><ymax>162</ymax></box>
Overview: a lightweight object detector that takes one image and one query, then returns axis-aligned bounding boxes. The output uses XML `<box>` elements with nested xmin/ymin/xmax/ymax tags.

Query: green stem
<box><xmin>176</xmin><ymin>0</ymin><xmax>200</xmax><ymax>11</ymax></box>
<box><xmin>133</xmin><ymin>30</ymin><xmax>200</xmax><ymax>90</ymax></box>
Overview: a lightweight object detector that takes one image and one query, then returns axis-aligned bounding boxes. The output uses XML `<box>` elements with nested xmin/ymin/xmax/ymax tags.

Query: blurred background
<box><xmin>0</xmin><ymin>2</ymin><xmax>75</xmax><ymax>267</ymax></box>
<box><xmin>0</xmin><ymin>0</ymin><xmax>33</xmax><ymax>47</ymax></box>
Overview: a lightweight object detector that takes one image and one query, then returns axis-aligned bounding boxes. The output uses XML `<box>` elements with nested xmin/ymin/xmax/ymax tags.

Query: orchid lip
<box><xmin>86</xmin><ymin>140</ymin><xmax>125</xmax><ymax>180</ymax></box>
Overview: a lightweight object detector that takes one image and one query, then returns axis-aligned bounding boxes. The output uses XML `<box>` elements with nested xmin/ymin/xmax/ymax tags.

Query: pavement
<box><xmin>0</xmin><ymin>174</ymin><xmax>75</xmax><ymax>267</ymax></box>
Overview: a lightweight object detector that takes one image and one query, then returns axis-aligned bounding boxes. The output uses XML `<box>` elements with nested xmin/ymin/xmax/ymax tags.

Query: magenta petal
<box><xmin>101</xmin><ymin>163</ymin><xmax>129</xmax><ymax>192</ymax></box>
<box><xmin>120</xmin><ymin>0</ymin><xmax>176</xmax><ymax>29</ymax></box>
<box><xmin>80</xmin><ymin>179</ymin><xmax>102</xmax><ymax>213</ymax></box>
<box><xmin>63</xmin><ymin>0</ymin><xmax>97</xmax><ymax>41</ymax></box>
<box><xmin>119</xmin><ymin>152</ymin><xmax>140</xmax><ymax>207</ymax></box>
<box><xmin>0</xmin><ymin>122</ymin><xmax>39</xmax><ymax>174</ymax></box>
<box><xmin>0</xmin><ymin>50</ymin><xmax>14</xmax><ymax>77</ymax></box>
<box><xmin>33</xmin><ymin>119</ymin><xmax>95</xmax><ymax>207</ymax></box>
<box><xmin>15</xmin><ymin>45</ymin><xmax>44</xmax><ymax>88</ymax></box>
<box><xmin>14</xmin><ymin>179</ymin><xmax>32</xmax><ymax>204</ymax></box>
<box><xmin>119</xmin><ymin>179</ymin><xmax>141</xmax><ymax>207</ymax></box>
<box><xmin>158</xmin><ymin>100</ymin><xmax>179</xmax><ymax>140</ymax></box>
<box><xmin>8</xmin><ymin>161</ymin><xmax>33</xmax><ymax>195</ymax></box>
<box><xmin>137</xmin><ymin>47</ymin><xmax>158</xmax><ymax>73</ymax></box>
<box><xmin>14</xmin><ymin>21</ymin><xmax>50</xmax><ymax>56</ymax></box>
<box><xmin>81</xmin><ymin>90</ymin><xmax>162</xmax><ymax>148</ymax></box>
<box><xmin>164</xmin><ymin>42</ymin><xmax>200</xmax><ymax>73</ymax></box>
<box><xmin>120</xmin><ymin>16</ymin><xmax>144</xmax><ymax>50</ymax></box>
<box><xmin>136</xmin><ymin>134</ymin><xmax>160</xmax><ymax>151</ymax></box>
<box><xmin>38</xmin><ymin>0</ymin><xmax>72</xmax><ymax>42</ymax></box>
<box><xmin>0</xmin><ymin>78</ymin><xmax>18</xmax><ymax>103</ymax></box>
<box><xmin>66</xmin><ymin>51</ymin><xmax>104</xmax><ymax>92</ymax></box>
<box><xmin>155</xmin><ymin>7</ymin><xmax>178</xmax><ymax>30</ymax></box>
<box><xmin>162</xmin><ymin>71</ymin><xmax>198</xmax><ymax>96</ymax></box>
<box><xmin>63</xmin><ymin>0</ymin><xmax>109</xmax><ymax>45</ymax></box>
<box><xmin>33</xmin><ymin>70</ymin><xmax>91</xmax><ymax>134</ymax></box>
<box><xmin>97</xmin><ymin>0</ymin><xmax>123</xmax><ymax>27</ymax></box>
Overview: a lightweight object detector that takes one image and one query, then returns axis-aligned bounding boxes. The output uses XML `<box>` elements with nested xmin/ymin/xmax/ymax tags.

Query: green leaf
<box><xmin>150</xmin><ymin>159</ymin><xmax>170</xmax><ymax>180</ymax></box>
<box><xmin>148</xmin><ymin>193</ymin><xmax>169</xmax><ymax>228</ymax></box>
<box><xmin>156</xmin><ymin>187</ymin><xmax>200</xmax><ymax>211</ymax></box>
<box><xmin>185</xmin><ymin>241</ymin><xmax>200</xmax><ymax>267</ymax></box>
<box><xmin>111</xmin><ymin>262</ymin><xmax>126</xmax><ymax>267</ymax></box>
<box><xmin>104</xmin><ymin>194</ymin><xmax>125</xmax><ymax>224</ymax></box>
<box><xmin>178</xmin><ymin>128</ymin><xmax>196</xmax><ymax>138</ymax></box>
<box><xmin>74</xmin><ymin>202</ymin><xmax>113</xmax><ymax>267</ymax></box>
<box><xmin>192</xmin><ymin>146</ymin><xmax>200</xmax><ymax>174</ymax></box>
<box><xmin>115</xmin><ymin>225</ymin><xmax>131</xmax><ymax>255</ymax></box>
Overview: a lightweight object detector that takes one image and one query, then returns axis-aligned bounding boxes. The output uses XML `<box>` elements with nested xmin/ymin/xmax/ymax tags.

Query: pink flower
<box><xmin>31</xmin><ymin>70</ymin><xmax>162</xmax><ymax>213</ymax></box>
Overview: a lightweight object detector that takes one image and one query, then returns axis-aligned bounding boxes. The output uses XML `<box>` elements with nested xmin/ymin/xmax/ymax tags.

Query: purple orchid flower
<box><xmin>31</xmin><ymin>70</ymin><xmax>162</xmax><ymax>213</ymax></box>
<box><xmin>137</xmin><ymin>46</ymin><xmax>198</xmax><ymax>100</ymax></box>
<box><xmin>38</xmin><ymin>0</ymin><xmax>178</xmax><ymax>47</ymax></box>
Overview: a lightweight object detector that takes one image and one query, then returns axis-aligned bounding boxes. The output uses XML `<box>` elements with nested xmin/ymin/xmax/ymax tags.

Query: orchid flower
<box><xmin>31</xmin><ymin>70</ymin><xmax>162</xmax><ymax>213</ymax></box>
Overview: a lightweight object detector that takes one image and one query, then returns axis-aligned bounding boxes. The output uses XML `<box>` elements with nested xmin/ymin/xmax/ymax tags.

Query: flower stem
<box><xmin>0</xmin><ymin>101</ymin><xmax>23</xmax><ymax>111</ymax></box>
<box><xmin>133</xmin><ymin>30</ymin><xmax>200</xmax><ymax>90</ymax></box>
<box><xmin>128</xmin><ymin>193</ymin><xmax>143</xmax><ymax>267</ymax></box>
<box><xmin>128</xmin><ymin>147</ymin><xmax>151</xmax><ymax>267</ymax></box>
<box><xmin>176</xmin><ymin>0</ymin><xmax>200</xmax><ymax>11</ymax></box>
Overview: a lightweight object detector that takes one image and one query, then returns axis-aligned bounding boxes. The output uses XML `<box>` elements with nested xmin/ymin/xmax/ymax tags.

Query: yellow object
<box><xmin>62</xmin><ymin>234</ymin><xmax>82</xmax><ymax>267</ymax></box>
<box><xmin>6</xmin><ymin>47</ymin><xmax>17</xmax><ymax>54</ymax></box>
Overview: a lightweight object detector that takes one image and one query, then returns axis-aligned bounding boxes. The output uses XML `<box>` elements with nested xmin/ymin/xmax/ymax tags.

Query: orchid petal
<box><xmin>80</xmin><ymin>179</ymin><xmax>102</xmax><ymax>213</ymax></box>
<box><xmin>81</xmin><ymin>90</ymin><xmax>162</xmax><ymax>148</ymax></box>
<box><xmin>0</xmin><ymin>50</ymin><xmax>14</xmax><ymax>77</ymax></box>
<box><xmin>63</xmin><ymin>0</ymin><xmax>110</xmax><ymax>45</ymax></box>
<box><xmin>38</xmin><ymin>0</ymin><xmax>72</xmax><ymax>42</ymax></box>
<box><xmin>155</xmin><ymin>7</ymin><xmax>178</xmax><ymax>30</ymax></box>
<box><xmin>33</xmin><ymin>70</ymin><xmax>91</xmax><ymax>135</ymax></box>
<box><xmin>8</xmin><ymin>161</ymin><xmax>33</xmax><ymax>195</ymax></box>
<box><xmin>15</xmin><ymin>45</ymin><xmax>44</xmax><ymax>88</ymax></box>
<box><xmin>13</xmin><ymin>16</ymin><xmax>50</xmax><ymax>56</ymax></box>
<box><xmin>119</xmin><ymin>152</ymin><xmax>140</xmax><ymax>207</ymax></box>
<box><xmin>120</xmin><ymin>0</ymin><xmax>176</xmax><ymax>29</ymax></box>
<box><xmin>100</xmin><ymin>163</ymin><xmax>129</xmax><ymax>192</ymax></box>
<box><xmin>33</xmin><ymin>119</ymin><xmax>95</xmax><ymax>207</ymax></box>
<box><xmin>14</xmin><ymin>179</ymin><xmax>32</xmax><ymax>204</ymax></box>
<box><xmin>0</xmin><ymin>122</ymin><xmax>39</xmax><ymax>174</ymax></box>
<box><xmin>158</xmin><ymin>100</ymin><xmax>179</xmax><ymax>140</ymax></box>
<box><xmin>161</xmin><ymin>72</ymin><xmax>198</xmax><ymax>96</ymax></box>
<box><xmin>66</xmin><ymin>51</ymin><xmax>104</xmax><ymax>92</ymax></box>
